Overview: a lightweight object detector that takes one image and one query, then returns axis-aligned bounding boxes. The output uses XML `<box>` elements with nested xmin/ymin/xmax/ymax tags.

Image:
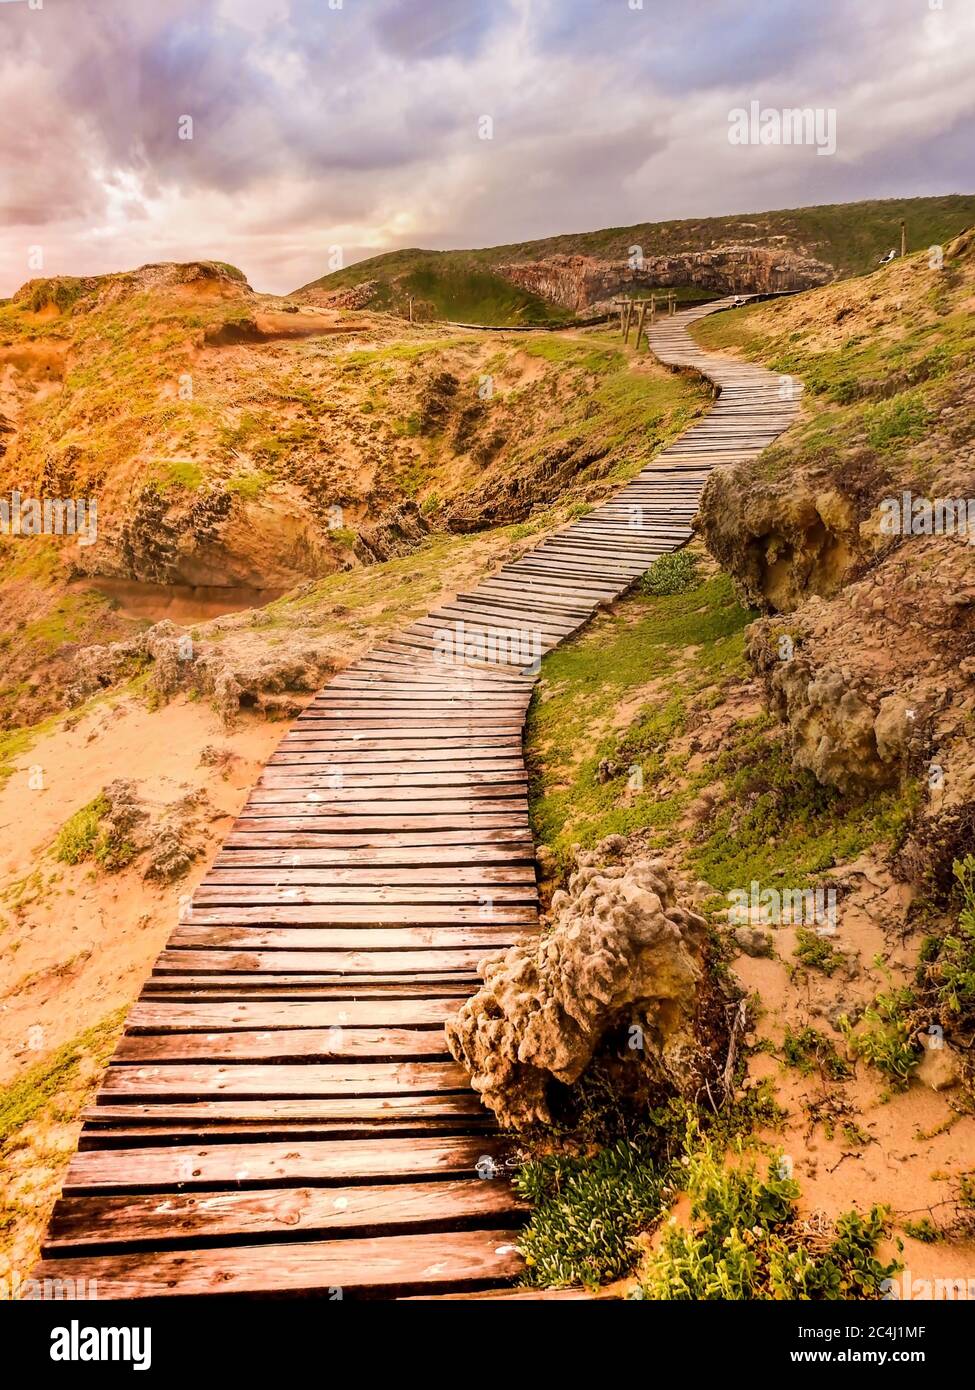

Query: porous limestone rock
<box><xmin>747</xmin><ymin>534</ymin><xmax>975</xmax><ymax>791</ymax></box>
<box><xmin>68</xmin><ymin>619</ymin><xmax>333</xmax><ymax>723</ymax></box>
<box><xmin>695</xmin><ymin>465</ymin><xmax>872</xmax><ymax>613</ymax></box>
<box><xmin>733</xmin><ymin>927</ymin><xmax>775</xmax><ymax>958</ymax></box>
<box><xmin>444</xmin><ymin>852</ymin><xmax>714</xmax><ymax>1129</ymax></box>
<box><xmin>745</xmin><ymin>533</ymin><xmax>975</xmax><ymax>897</ymax></box>
<box><xmin>142</xmin><ymin>792</ymin><xmax>204</xmax><ymax>882</ymax></box>
<box><xmin>915</xmin><ymin>1044</ymin><xmax>961</xmax><ymax>1093</ymax></box>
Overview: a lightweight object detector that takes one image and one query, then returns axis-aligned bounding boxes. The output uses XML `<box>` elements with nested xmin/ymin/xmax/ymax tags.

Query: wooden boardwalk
<box><xmin>35</xmin><ymin>297</ymin><xmax>801</xmax><ymax>1299</ymax></box>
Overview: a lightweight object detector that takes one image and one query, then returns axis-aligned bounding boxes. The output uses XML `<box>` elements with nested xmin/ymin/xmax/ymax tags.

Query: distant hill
<box><xmin>296</xmin><ymin>194</ymin><xmax>975</xmax><ymax>326</ymax></box>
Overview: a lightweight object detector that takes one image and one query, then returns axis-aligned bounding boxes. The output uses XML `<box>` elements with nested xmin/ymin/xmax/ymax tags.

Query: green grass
<box><xmin>513</xmin><ymin>1092</ymin><xmax>785</xmax><ymax>1290</ymax></box>
<box><xmin>0</xmin><ymin>713</ymin><xmax>57</xmax><ymax>786</ymax></box>
<box><xmin>225</xmin><ymin>469</ymin><xmax>272</xmax><ymax>500</ymax></box>
<box><xmin>782</xmin><ymin>1025</ymin><xmax>853</xmax><ymax>1081</ymax></box>
<box><xmin>927</xmin><ymin>856</ymin><xmax>975</xmax><ymax>1017</ymax></box>
<box><xmin>842</xmin><ymin>986</ymin><xmax>919</xmax><ymax>1088</ymax></box>
<box><xmin>19</xmin><ymin>589</ymin><xmax>113</xmax><ymax>657</ymax></box>
<box><xmin>686</xmin><ymin>723</ymin><xmax>915</xmax><ymax>894</ymax></box>
<box><xmin>526</xmin><ymin>569</ymin><xmax>912</xmax><ymax>875</ymax></box>
<box><xmin>515</xmin><ymin>1136</ymin><xmax>666</xmax><ymax>1288</ymax></box>
<box><xmin>53</xmin><ymin>795</ymin><xmax>108</xmax><ymax>865</ymax></box>
<box><xmin>881</xmin><ymin>856</ymin><xmax>975</xmax><ymax>1096</ymax></box>
<box><xmin>22</xmin><ymin>277</ymin><xmax>87</xmax><ymax>315</ymax></box>
<box><xmin>902</xmin><ymin>1218</ymin><xmax>939</xmax><ymax>1243</ymax></box>
<box><xmin>53</xmin><ymin>793</ymin><xmax>138</xmax><ymax>872</ymax></box>
<box><xmin>507</xmin><ymin>1091</ymin><xmax>897</xmax><ymax>1298</ymax></box>
<box><xmin>636</xmin><ymin>1130</ymin><xmax>898</xmax><ymax>1300</ymax></box>
<box><xmin>3</xmin><ymin>279</ymin><xmax>267</xmax><ymax>500</ymax></box>
<box><xmin>641</xmin><ymin>550</ymin><xmax>698</xmax><ymax>596</ymax></box>
<box><xmin>326</xmin><ymin>527</ymin><xmax>358</xmax><ymax>550</ymax></box>
<box><xmin>690</xmin><ymin>251</ymin><xmax>974</xmax><ymax>493</ymax></box>
<box><xmin>401</xmin><ymin>263</ymin><xmax>568</xmax><ymax>325</ymax></box>
<box><xmin>155</xmin><ymin>459</ymin><xmax>205</xmax><ymax>491</ymax></box>
<box><xmin>0</xmin><ymin>1010</ymin><xmax>125</xmax><ymax>1148</ymax></box>
<box><xmin>211</xmin><ymin>262</ymin><xmax>247</xmax><ymax>282</ymax></box>
<box><xmin>508</xmin><ymin>355</ymin><xmax>710</xmax><ymax>488</ymax></box>
<box><xmin>523</xmin><ymin>338</ymin><xmax>623</xmax><ymax>373</ymax></box>
<box><xmin>302</xmin><ymin>253</ymin><xmax>571</xmax><ymax>326</ymax></box>
<box><xmin>527</xmin><ymin>572</ymin><xmax>753</xmax><ymax>861</ymax></box>
<box><xmin>793</xmin><ymin>927</ymin><xmax>845</xmax><ymax>976</ymax></box>
<box><xmin>863</xmin><ymin>391</ymin><xmax>932</xmax><ymax>449</ymax></box>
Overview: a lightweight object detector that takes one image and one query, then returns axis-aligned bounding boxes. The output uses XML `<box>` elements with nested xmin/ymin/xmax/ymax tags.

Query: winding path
<box><xmin>34</xmin><ymin>297</ymin><xmax>801</xmax><ymax>1299</ymax></box>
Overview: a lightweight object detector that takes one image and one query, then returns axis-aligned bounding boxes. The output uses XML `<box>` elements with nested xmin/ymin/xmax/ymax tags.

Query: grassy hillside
<box><xmin>472</xmin><ymin>194</ymin><xmax>975</xmax><ymax>276</ymax></box>
<box><xmin>298</xmin><ymin>195</ymin><xmax>975</xmax><ymax>324</ymax></box>
<box><xmin>331</xmin><ymin>255</ymin><xmax>571</xmax><ymax>325</ymax></box>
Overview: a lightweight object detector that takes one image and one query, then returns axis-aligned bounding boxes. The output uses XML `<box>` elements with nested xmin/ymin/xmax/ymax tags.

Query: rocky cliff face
<box><xmin>495</xmin><ymin>246</ymin><xmax>834</xmax><ymax>314</ymax></box>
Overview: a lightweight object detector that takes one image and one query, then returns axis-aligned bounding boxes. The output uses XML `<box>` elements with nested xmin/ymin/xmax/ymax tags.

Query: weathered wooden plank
<box><xmin>115</xmin><ymin>1026</ymin><xmax>452</xmax><ymax>1063</ymax></box>
<box><xmin>81</xmin><ymin>1095</ymin><xmax>489</xmax><ymax>1125</ymax></box>
<box><xmin>62</xmin><ymin>1135</ymin><xmax>506</xmax><ymax>1193</ymax></box>
<box><xmin>98</xmin><ymin>1061</ymin><xmax>471</xmax><ymax>1099</ymax></box>
<box><xmin>212</xmin><ymin>846</ymin><xmax>534</xmax><ymax>868</ymax></box>
<box><xmin>292</xmin><ymin>720</ymin><xmax>527</xmax><ymax>733</ymax></box>
<box><xmin>238</xmin><ymin>796</ymin><xmax>529</xmax><ymax>816</ymax></box>
<box><xmin>76</xmin><ymin>1117</ymin><xmax>496</xmax><ymax>1146</ymax></box>
<box><xmin>35</xmin><ymin>1228</ymin><xmax>523</xmax><ymax>1297</ymax></box>
<box><xmin>169</xmin><ymin>925</ymin><xmax>531</xmax><ymax>949</ymax></box>
<box><xmin>192</xmin><ymin>884</ymin><xmax>531</xmax><ymax>905</ymax></box>
<box><xmin>228</xmin><ymin>816</ymin><xmax>531</xmax><ymax>835</ymax></box>
<box><xmin>45</xmin><ymin>1180</ymin><xmax>525</xmax><ymax>1253</ymax></box>
<box><xmin>200</xmin><ymin>865</ymin><xmax>534</xmax><ymax>885</ymax></box>
<box><xmin>179</xmin><ymin>905</ymin><xmax>537</xmax><ymax>926</ymax></box>
<box><xmin>141</xmin><ymin>977</ymin><xmax>477</xmax><ymax>998</ymax></box>
<box><xmin>257</xmin><ymin>772</ymin><xmax>529</xmax><ymax>790</ymax></box>
<box><xmin>126</xmin><ymin>996</ymin><xmax>459</xmax><ymax>1032</ymax></box>
<box><xmin>152</xmin><ymin>946</ymin><xmax>499</xmax><ymax>973</ymax></box>
<box><xmin>222</xmin><ymin>830</ymin><xmax>533</xmax><ymax>849</ymax></box>
<box><xmin>266</xmin><ymin>756</ymin><xmax>525</xmax><ymax>772</ymax></box>
<box><xmin>309</xmin><ymin>683</ymin><xmax>531</xmax><ymax>699</ymax></box>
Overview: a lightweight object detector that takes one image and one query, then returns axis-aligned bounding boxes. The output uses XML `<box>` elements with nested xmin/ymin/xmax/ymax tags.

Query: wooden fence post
<box><xmin>634</xmin><ymin>299</ymin><xmax>649</xmax><ymax>350</ymax></box>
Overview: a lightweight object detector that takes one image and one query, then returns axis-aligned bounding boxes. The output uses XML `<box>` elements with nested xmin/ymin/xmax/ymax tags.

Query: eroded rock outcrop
<box><xmin>495</xmin><ymin>246</ymin><xmax>833</xmax><ymax>315</ymax></box>
<box><xmin>88</xmin><ymin>780</ymin><xmax>206</xmax><ymax>881</ymax></box>
<box><xmin>68</xmin><ymin>619</ymin><xmax>334</xmax><ymax>722</ymax></box>
<box><xmin>354</xmin><ymin>500</ymin><xmax>430</xmax><ymax>563</ymax></box>
<box><xmin>296</xmin><ymin>280</ymin><xmax>378</xmax><ymax>311</ymax></box>
<box><xmin>107</xmin><ymin>482</ymin><xmax>340</xmax><ymax>590</ymax></box>
<box><xmin>445</xmin><ymin>848</ymin><xmax>721</xmax><ymax>1129</ymax></box>
<box><xmin>747</xmin><ymin>536</ymin><xmax>975</xmax><ymax>890</ymax></box>
<box><xmin>695</xmin><ymin>454</ymin><xmax>891</xmax><ymax>613</ymax></box>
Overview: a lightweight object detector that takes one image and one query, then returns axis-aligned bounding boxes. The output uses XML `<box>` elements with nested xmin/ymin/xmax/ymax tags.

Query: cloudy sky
<box><xmin>1</xmin><ymin>0</ymin><xmax>973</xmax><ymax>296</ymax></box>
